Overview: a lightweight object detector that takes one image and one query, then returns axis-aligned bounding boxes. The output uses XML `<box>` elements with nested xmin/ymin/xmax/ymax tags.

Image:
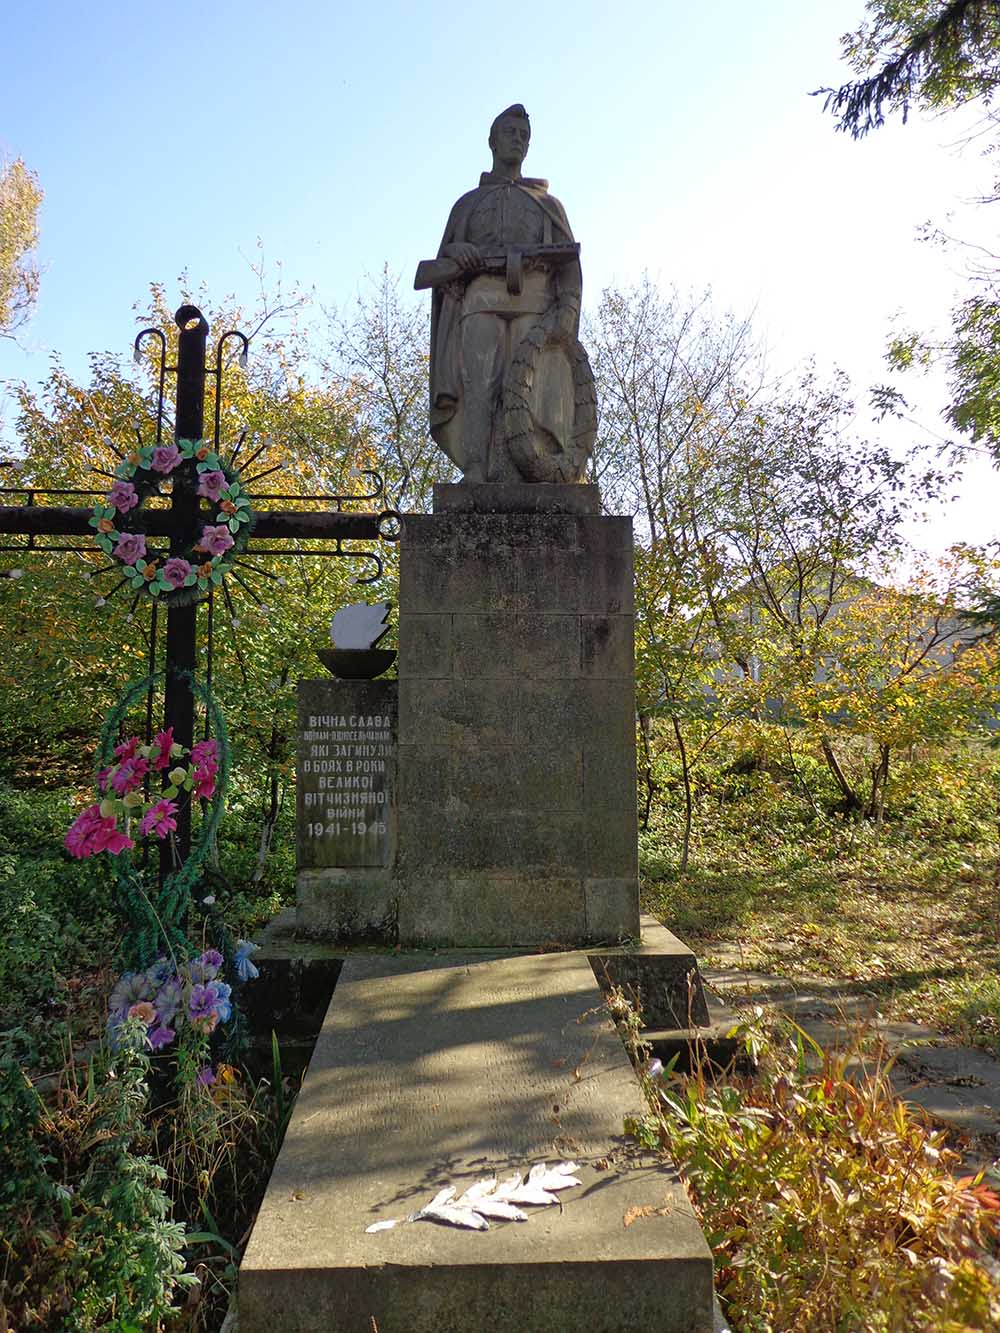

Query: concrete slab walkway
<box><xmin>240</xmin><ymin>949</ymin><xmax>714</xmax><ymax>1332</ymax></box>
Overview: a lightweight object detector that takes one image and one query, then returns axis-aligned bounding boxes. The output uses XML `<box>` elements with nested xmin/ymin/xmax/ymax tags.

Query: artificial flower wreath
<box><xmin>88</xmin><ymin>438</ymin><xmax>255</xmax><ymax>607</ymax></box>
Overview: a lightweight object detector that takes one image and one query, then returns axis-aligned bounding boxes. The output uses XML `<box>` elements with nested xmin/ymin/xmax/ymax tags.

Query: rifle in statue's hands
<box><xmin>414</xmin><ymin>242</ymin><xmax>581</xmax><ymax>294</ymax></box>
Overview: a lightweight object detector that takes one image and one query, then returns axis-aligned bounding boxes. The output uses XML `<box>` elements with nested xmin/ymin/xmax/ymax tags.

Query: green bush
<box><xmin>0</xmin><ymin>787</ymin><xmax>118</xmax><ymax>1067</ymax></box>
<box><xmin>0</xmin><ymin>1031</ymin><xmax>191</xmax><ymax>1330</ymax></box>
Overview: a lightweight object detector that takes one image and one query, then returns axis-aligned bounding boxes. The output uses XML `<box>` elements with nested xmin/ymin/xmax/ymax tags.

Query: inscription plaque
<box><xmin>296</xmin><ymin>679</ymin><xmax>397</xmax><ymax>870</ymax></box>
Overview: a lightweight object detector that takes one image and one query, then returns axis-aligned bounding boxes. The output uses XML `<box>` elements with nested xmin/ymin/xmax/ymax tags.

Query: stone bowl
<box><xmin>316</xmin><ymin>647</ymin><xmax>397</xmax><ymax>680</ymax></box>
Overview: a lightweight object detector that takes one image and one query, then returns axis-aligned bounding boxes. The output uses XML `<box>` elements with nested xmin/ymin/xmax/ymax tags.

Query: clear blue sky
<box><xmin>1</xmin><ymin>0</ymin><xmax>994</xmax><ymax>548</ymax></box>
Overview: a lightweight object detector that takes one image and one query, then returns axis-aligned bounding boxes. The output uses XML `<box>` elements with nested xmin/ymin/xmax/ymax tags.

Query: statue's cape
<box><xmin>428</xmin><ymin>174</ymin><xmax>575</xmax><ymax>470</ymax></box>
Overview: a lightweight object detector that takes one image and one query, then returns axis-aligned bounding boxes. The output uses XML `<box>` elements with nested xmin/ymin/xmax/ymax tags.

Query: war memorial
<box><xmin>239</xmin><ymin>105</ymin><xmax>717</xmax><ymax>1331</ymax></box>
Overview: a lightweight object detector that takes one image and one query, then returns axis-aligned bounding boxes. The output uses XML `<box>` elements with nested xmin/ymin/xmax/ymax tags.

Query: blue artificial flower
<box><xmin>108</xmin><ymin>970</ymin><xmax>153</xmax><ymax>1017</ymax></box>
<box><xmin>154</xmin><ymin>977</ymin><xmax>183</xmax><ymax>1027</ymax></box>
<box><xmin>146</xmin><ymin>958</ymin><xmax>172</xmax><ymax>988</ymax></box>
<box><xmin>188</xmin><ymin>949</ymin><xmax>222</xmax><ymax>984</ymax></box>
<box><xmin>188</xmin><ymin>980</ymin><xmax>232</xmax><ymax>1028</ymax></box>
<box><xmin>211</xmin><ymin>981</ymin><xmax>232</xmax><ymax>1024</ymax></box>
<box><xmin>234</xmin><ymin>939</ymin><xmax>260</xmax><ymax>982</ymax></box>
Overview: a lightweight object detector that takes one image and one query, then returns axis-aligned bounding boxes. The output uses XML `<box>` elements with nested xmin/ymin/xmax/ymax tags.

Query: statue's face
<box><xmin>491</xmin><ymin>116</ymin><xmax>530</xmax><ymax>166</ymax></box>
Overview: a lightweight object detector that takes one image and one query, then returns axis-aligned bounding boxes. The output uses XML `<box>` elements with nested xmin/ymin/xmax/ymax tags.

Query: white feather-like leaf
<box><xmin>529</xmin><ymin>1162</ymin><xmax>583</xmax><ymax>1192</ymax></box>
<box><xmin>502</xmin><ymin>1182</ymin><xmax>558</xmax><ymax>1205</ymax></box>
<box><xmin>469</xmin><ymin>1198</ymin><xmax>528</xmax><ymax>1222</ymax></box>
<box><xmin>364</xmin><ymin>1160</ymin><xmax>582</xmax><ymax>1234</ymax></box>
<box><xmin>458</xmin><ymin>1176</ymin><xmax>498</xmax><ymax>1204</ymax></box>
<box><xmin>493</xmin><ymin>1173</ymin><xmax>524</xmax><ymax>1199</ymax></box>
<box><xmin>425</xmin><ymin>1186</ymin><xmax>456</xmax><ymax>1210</ymax></box>
<box><xmin>417</xmin><ymin>1202</ymin><xmax>490</xmax><ymax>1230</ymax></box>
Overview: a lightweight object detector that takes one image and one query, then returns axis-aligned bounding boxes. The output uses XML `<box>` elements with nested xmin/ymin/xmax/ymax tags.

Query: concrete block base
<box><xmin>591</xmin><ymin>914</ymin><xmax>712</xmax><ymax>1028</ymax></box>
<box><xmin>296</xmin><ymin>867</ymin><xmax>398</xmax><ymax>942</ymax></box>
<box><xmin>239</xmin><ymin>949</ymin><xmax>714</xmax><ymax>1332</ymax></box>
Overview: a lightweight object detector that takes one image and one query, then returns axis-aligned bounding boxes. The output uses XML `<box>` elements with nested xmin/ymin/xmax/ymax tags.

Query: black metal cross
<box><xmin>0</xmin><ymin>303</ymin><xmax>401</xmax><ymax>869</ymax></box>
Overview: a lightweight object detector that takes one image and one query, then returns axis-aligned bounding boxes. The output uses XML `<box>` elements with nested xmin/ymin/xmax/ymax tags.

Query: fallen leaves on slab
<box><xmin>623</xmin><ymin>1200</ymin><xmax>674</xmax><ymax>1228</ymax></box>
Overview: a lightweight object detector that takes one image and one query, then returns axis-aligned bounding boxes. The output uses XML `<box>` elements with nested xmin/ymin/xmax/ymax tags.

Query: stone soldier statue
<box><xmin>415</xmin><ymin>104</ymin><xmax>596</xmax><ymax>484</ymax></box>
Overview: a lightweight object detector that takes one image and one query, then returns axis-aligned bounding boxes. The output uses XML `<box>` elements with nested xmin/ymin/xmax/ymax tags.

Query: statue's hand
<box><xmin>441</xmin><ymin>242</ymin><xmax>483</xmax><ymax>273</ymax></box>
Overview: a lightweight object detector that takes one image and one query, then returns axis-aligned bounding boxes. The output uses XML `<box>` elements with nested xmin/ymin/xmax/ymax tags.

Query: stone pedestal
<box><xmin>395</xmin><ymin>482</ymin><xmax>639</xmax><ymax>946</ymax></box>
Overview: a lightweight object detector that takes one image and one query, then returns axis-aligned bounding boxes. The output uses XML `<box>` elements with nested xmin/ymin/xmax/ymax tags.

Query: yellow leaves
<box><xmin>0</xmin><ymin>156</ymin><xmax>42</xmax><ymax>334</ymax></box>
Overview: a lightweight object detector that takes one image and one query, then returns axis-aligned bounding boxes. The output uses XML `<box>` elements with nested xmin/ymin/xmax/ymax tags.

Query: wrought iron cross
<box><xmin>0</xmin><ymin>303</ymin><xmax>401</xmax><ymax>870</ymax></box>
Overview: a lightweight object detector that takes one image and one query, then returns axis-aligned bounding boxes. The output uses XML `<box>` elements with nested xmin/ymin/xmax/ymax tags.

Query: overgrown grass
<box><xmin>641</xmin><ymin>728</ymin><xmax>1000</xmax><ymax>1049</ymax></box>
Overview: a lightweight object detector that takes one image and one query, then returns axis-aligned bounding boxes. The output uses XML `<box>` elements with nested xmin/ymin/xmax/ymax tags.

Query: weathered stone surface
<box><xmin>397</xmin><ymin>612</ymin><xmax>452</xmax><ymax>677</ymax></box>
<box><xmin>404</xmin><ymin>509</ymin><xmax>583</xmax><ymax>553</ymax></box>
<box><xmin>398</xmin><ymin>808</ymin><xmax>589</xmax><ymax>873</ymax></box>
<box><xmin>296</xmin><ymin>867</ymin><xmax>398</xmax><ymax>941</ymax></box>
<box><xmin>581</xmin><ymin>614</ymin><xmax>635</xmax><ymax>678</ymax></box>
<box><xmin>451</xmin><ymin>611</ymin><xmax>580</xmax><ymax>678</ymax></box>
<box><xmin>591</xmin><ymin>918</ymin><xmax>711</xmax><ymax>1029</ymax></box>
<box><xmin>399</xmin><ymin>543</ymin><xmax>518</xmax><ymax>614</ymax></box>
<box><xmin>434</xmin><ymin>481</ymin><xmax>601</xmax><ymax>514</ymax></box>
<box><xmin>585</xmin><ymin>817</ymin><xmax>639</xmax><ymax>879</ymax></box>
<box><xmin>584</xmin><ymin>878</ymin><xmax>642</xmax><ymax>943</ymax></box>
<box><xmin>896</xmin><ymin>1042</ymin><xmax>1000</xmax><ymax>1088</ymax></box>
<box><xmin>396</xmin><ymin>742</ymin><xmax>454</xmax><ymax>806</ymax></box>
<box><xmin>397</xmin><ymin>874</ymin><xmax>588</xmax><ymax>945</ymax></box>
<box><xmin>438</xmin><ymin>745</ymin><xmax>583</xmax><ymax>812</ymax></box>
<box><xmin>398</xmin><ymin>676</ymin><xmax>521</xmax><ymax>749</ymax></box>
<box><xmin>393</xmin><ymin>501</ymin><xmax>639</xmax><ymax>947</ymax></box>
<box><xmin>897</xmin><ymin>1086</ymin><xmax>1000</xmax><ymax>1135</ymax></box>
<box><xmin>515</xmin><ymin>678</ymin><xmax>636</xmax><ymax>750</ymax></box>
<box><xmin>239</xmin><ymin>951</ymin><xmax>714</xmax><ymax>1332</ymax></box>
<box><xmin>584</xmin><ymin>744</ymin><xmax>638</xmax><ymax>812</ymax></box>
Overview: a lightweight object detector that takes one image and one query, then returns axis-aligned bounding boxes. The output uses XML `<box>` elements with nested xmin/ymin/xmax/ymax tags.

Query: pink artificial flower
<box><xmin>127</xmin><ymin>1001</ymin><xmax>156</xmax><ymax>1026</ymax></box>
<box><xmin>109</xmin><ymin>755</ymin><xmax>149</xmax><ymax>796</ymax></box>
<box><xmin>150</xmin><ymin>444</ymin><xmax>181</xmax><ymax>474</ymax></box>
<box><xmin>189</xmin><ymin>740</ymin><xmax>219</xmax><ymax>799</ymax></box>
<box><xmin>190</xmin><ymin>739</ymin><xmax>218</xmax><ymax>768</ymax></box>
<box><xmin>162</xmin><ymin>557</ymin><xmax>193</xmax><ymax>590</ymax></box>
<box><xmin>113</xmin><ymin>532</ymin><xmax>147</xmax><ymax>566</ymax></box>
<box><xmin>108</xmin><ymin>480</ymin><xmax>139</xmax><ymax>513</ymax></box>
<box><xmin>97</xmin><ymin>767</ymin><xmax>111</xmax><ymax>792</ymax></box>
<box><xmin>114</xmin><ymin>735</ymin><xmax>140</xmax><ymax>761</ymax></box>
<box><xmin>140</xmin><ymin>799</ymin><xmax>178</xmax><ymax>839</ymax></box>
<box><xmin>196</xmin><ymin>470</ymin><xmax>227</xmax><ymax>502</ymax></box>
<box><xmin>65</xmin><ymin>805</ymin><xmax>106</xmax><ymax>858</ymax></box>
<box><xmin>94</xmin><ymin>821</ymin><xmax>135</xmax><ymax>855</ymax></box>
<box><xmin>150</xmin><ymin>728</ymin><xmax>175</xmax><ymax>771</ymax></box>
<box><xmin>197</xmin><ymin>524</ymin><xmax>234</xmax><ymax>557</ymax></box>
<box><xmin>65</xmin><ymin>805</ymin><xmax>135</xmax><ymax>858</ymax></box>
